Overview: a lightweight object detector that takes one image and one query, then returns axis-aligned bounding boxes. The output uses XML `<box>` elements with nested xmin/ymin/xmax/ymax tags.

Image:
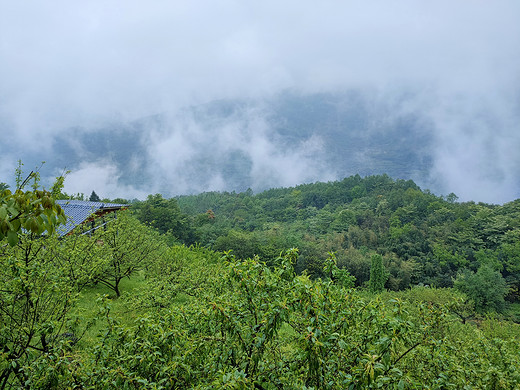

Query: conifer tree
<box><xmin>369</xmin><ymin>254</ymin><xmax>387</xmax><ymax>293</ymax></box>
<box><xmin>89</xmin><ymin>190</ymin><xmax>100</xmax><ymax>202</ymax></box>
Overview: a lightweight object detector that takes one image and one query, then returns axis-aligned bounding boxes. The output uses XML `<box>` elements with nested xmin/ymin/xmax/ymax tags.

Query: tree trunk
<box><xmin>114</xmin><ymin>278</ymin><xmax>121</xmax><ymax>298</ymax></box>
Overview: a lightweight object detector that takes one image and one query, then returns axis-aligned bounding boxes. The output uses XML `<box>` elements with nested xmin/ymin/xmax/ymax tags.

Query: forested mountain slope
<box><xmin>133</xmin><ymin>174</ymin><xmax>520</xmax><ymax>309</ymax></box>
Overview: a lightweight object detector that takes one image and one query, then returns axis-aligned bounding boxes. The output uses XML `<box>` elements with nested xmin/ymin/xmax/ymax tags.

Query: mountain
<box><xmin>12</xmin><ymin>90</ymin><xmax>437</xmax><ymax>198</ymax></box>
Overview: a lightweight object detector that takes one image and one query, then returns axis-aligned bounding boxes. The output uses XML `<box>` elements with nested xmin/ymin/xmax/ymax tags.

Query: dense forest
<box><xmin>1</xmin><ymin>172</ymin><xmax>520</xmax><ymax>388</ymax></box>
<box><xmin>133</xmin><ymin>174</ymin><xmax>520</xmax><ymax>314</ymax></box>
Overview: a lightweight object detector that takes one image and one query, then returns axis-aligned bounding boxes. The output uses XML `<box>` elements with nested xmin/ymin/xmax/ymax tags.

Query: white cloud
<box><xmin>1</xmin><ymin>1</ymin><xmax>519</xmax><ymax>202</ymax></box>
<box><xmin>421</xmin><ymin>83</ymin><xmax>520</xmax><ymax>203</ymax></box>
<box><xmin>61</xmin><ymin>161</ymin><xmax>148</xmax><ymax>200</ymax></box>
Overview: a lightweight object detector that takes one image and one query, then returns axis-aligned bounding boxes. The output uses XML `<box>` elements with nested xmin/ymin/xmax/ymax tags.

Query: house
<box><xmin>56</xmin><ymin>200</ymin><xmax>129</xmax><ymax>237</ymax></box>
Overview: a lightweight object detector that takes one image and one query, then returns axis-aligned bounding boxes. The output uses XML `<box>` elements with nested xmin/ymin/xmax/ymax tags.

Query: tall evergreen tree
<box><xmin>89</xmin><ymin>190</ymin><xmax>101</xmax><ymax>202</ymax></box>
<box><xmin>369</xmin><ymin>254</ymin><xmax>387</xmax><ymax>293</ymax></box>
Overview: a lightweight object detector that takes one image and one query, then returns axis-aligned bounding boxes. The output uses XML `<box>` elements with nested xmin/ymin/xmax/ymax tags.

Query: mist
<box><xmin>1</xmin><ymin>1</ymin><xmax>519</xmax><ymax>203</ymax></box>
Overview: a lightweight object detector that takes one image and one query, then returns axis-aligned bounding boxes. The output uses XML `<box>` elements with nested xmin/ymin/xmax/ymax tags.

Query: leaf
<box><xmin>7</xmin><ymin>230</ymin><xmax>18</xmax><ymax>247</ymax></box>
<box><xmin>11</xmin><ymin>219</ymin><xmax>21</xmax><ymax>231</ymax></box>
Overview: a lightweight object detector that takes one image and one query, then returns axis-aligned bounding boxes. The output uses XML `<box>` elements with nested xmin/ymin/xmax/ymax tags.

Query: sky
<box><xmin>1</xmin><ymin>1</ymin><xmax>519</xmax><ymax>203</ymax></box>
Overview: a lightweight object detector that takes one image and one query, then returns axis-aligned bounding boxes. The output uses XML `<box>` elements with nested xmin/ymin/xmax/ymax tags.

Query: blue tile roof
<box><xmin>56</xmin><ymin>200</ymin><xmax>128</xmax><ymax>236</ymax></box>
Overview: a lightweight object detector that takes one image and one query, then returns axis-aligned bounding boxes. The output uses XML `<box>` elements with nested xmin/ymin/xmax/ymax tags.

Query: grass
<box><xmin>72</xmin><ymin>272</ymin><xmax>148</xmax><ymax>346</ymax></box>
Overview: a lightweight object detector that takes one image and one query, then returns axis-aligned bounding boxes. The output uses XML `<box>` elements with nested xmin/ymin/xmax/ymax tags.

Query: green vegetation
<box><xmin>369</xmin><ymin>254</ymin><xmax>387</xmax><ymax>293</ymax></box>
<box><xmin>170</xmin><ymin>174</ymin><xmax>520</xmax><ymax>303</ymax></box>
<box><xmin>0</xmin><ymin>162</ymin><xmax>66</xmax><ymax>246</ymax></box>
<box><xmin>2</xmin><ymin>171</ymin><xmax>520</xmax><ymax>388</ymax></box>
<box><xmin>93</xmin><ymin>212</ymin><xmax>165</xmax><ymax>297</ymax></box>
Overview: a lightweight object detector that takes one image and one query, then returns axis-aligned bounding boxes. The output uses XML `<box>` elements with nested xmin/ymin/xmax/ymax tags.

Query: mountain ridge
<box><xmin>7</xmin><ymin>90</ymin><xmax>441</xmax><ymax>199</ymax></box>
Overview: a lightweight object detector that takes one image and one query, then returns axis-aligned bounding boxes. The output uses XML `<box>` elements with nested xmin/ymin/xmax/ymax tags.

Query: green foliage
<box><xmin>433</xmin><ymin>244</ymin><xmax>468</xmax><ymax>270</ymax></box>
<box><xmin>89</xmin><ymin>190</ymin><xmax>101</xmax><ymax>202</ymax></box>
<box><xmin>1</xmin><ymin>239</ymin><xmax>519</xmax><ymax>388</ymax></box>
<box><xmin>4</xmin><ymin>170</ymin><xmax>520</xmax><ymax>386</ymax></box>
<box><xmin>0</xmin><ymin>165</ymin><xmax>76</xmax><ymax>387</ymax></box>
<box><xmin>171</xmin><ymin>175</ymin><xmax>520</xmax><ymax>301</ymax></box>
<box><xmin>94</xmin><ymin>211</ymin><xmax>167</xmax><ymax>297</ymax></box>
<box><xmin>454</xmin><ymin>264</ymin><xmax>509</xmax><ymax>313</ymax></box>
<box><xmin>213</xmin><ymin>229</ymin><xmax>259</xmax><ymax>260</ymax></box>
<box><xmin>134</xmin><ymin>194</ymin><xmax>196</xmax><ymax>244</ymax></box>
<box><xmin>0</xmin><ymin>183</ymin><xmax>66</xmax><ymax>246</ymax></box>
<box><xmin>62</xmin><ymin>249</ymin><xmax>520</xmax><ymax>388</ymax></box>
<box><xmin>385</xmin><ymin>254</ymin><xmax>416</xmax><ymax>291</ymax></box>
<box><xmin>369</xmin><ymin>254</ymin><xmax>387</xmax><ymax>293</ymax></box>
<box><xmin>0</xmin><ymin>232</ymin><xmax>77</xmax><ymax>388</ymax></box>
<box><xmin>323</xmin><ymin>251</ymin><xmax>356</xmax><ymax>288</ymax></box>
<box><xmin>136</xmin><ymin>244</ymin><xmax>224</xmax><ymax>310</ymax></box>
<box><xmin>52</xmin><ymin>231</ymin><xmax>105</xmax><ymax>292</ymax></box>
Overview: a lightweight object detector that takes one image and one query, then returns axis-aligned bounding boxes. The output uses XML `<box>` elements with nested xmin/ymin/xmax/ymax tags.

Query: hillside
<box><xmin>133</xmin><ymin>174</ymin><xmax>520</xmax><ymax>310</ymax></box>
<box><xmin>2</xmin><ymin>172</ymin><xmax>520</xmax><ymax>388</ymax></box>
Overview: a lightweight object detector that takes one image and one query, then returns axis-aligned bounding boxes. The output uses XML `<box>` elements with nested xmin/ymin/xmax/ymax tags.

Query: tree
<box><xmin>1</xmin><ymin>238</ymin><xmax>72</xmax><ymax>387</ymax></box>
<box><xmin>52</xmin><ymin>232</ymin><xmax>105</xmax><ymax>292</ymax></box>
<box><xmin>134</xmin><ymin>194</ymin><xmax>196</xmax><ymax>244</ymax></box>
<box><xmin>94</xmin><ymin>211</ymin><xmax>166</xmax><ymax>297</ymax></box>
<box><xmin>0</xmin><ymin>175</ymin><xmax>66</xmax><ymax>246</ymax></box>
<box><xmin>369</xmin><ymin>254</ymin><xmax>387</xmax><ymax>293</ymax></box>
<box><xmin>213</xmin><ymin>230</ymin><xmax>259</xmax><ymax>260</ymax></box>
<box><xmin>500</xmin><ymin>230</ymin><xmax>520</xmax><ymax>301</ymax></box>
<box><xmin>323</xmin><ymin>252</ymin><xmax>355</xmax><ymax>288</ymax></box>
<box><xmin>89</xmin><ymin>191</ymin><xmax>101</xmax><ymax>202</ymax></box>
<box><xmin>0</xmin><ymin>233</ymin><xmax>78</xmax><ymax>388</ymax></box>
<box><xmin>0</xmin><ymin>166</ymin><xmax>73</xmax><ymax>388</ymax></box>
<box><xmin>454</xmin><ymin>264</ymin><xmax>509</xmax><ymax>313</ymax></box>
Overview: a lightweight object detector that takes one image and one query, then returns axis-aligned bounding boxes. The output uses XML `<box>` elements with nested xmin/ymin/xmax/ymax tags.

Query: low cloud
<box><xmin>144</xmin><ymin>105</ymin><xmax>332</xmax><ymax>195</ymax></box>
<box><xmin>1</xmin><ymin>2</ymin><xmax>519</xmax><ymax>203</ymax></box>
<box><xmin>61</xmin><ymin>161</ymin><xmax>149</xmax><ymax>201</ymax></box>
<box><xmin>424</xmin><ymin>87</ymin><xmax>520</xmax><ymax>203</ymax></box>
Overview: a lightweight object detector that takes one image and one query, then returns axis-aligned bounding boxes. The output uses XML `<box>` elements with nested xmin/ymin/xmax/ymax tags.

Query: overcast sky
<box><xmin>1</xmin><ymin>1</ymin><xmax>519</xmax><ymax>203</ymax></box>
